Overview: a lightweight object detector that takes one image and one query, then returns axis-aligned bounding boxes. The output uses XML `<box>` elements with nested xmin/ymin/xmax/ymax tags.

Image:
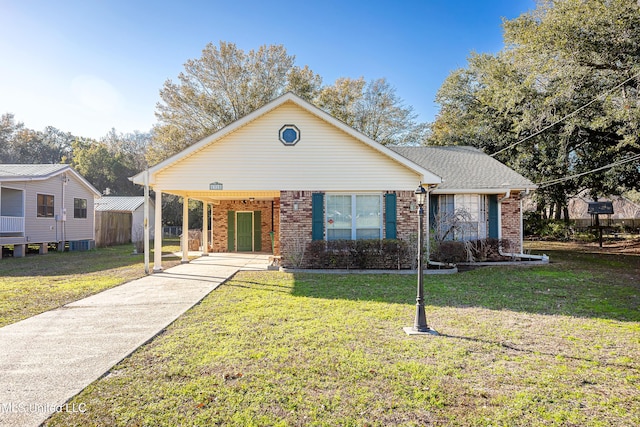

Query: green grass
<box><xmin>45</xmin><ymin>247</ymin><xmax>639</xmax><ymax>426</ymax></box>
<box><xmin>0</xmin><ymin>239</ymin><xmax>184</xmax><ymax>327</ymax></box>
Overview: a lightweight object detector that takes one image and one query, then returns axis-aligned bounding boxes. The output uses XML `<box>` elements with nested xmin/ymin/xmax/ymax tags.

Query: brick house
<box><xmin>132</xmin><ymin>93</ymin><xmax>536</xmax><ymax>270</ymax></box>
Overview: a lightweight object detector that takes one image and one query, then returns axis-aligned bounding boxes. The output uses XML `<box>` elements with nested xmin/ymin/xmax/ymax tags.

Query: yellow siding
<box><xmin>154</xmin><ymin>101</ymin><xmax>421</xmax><ymax>192</ymax></box>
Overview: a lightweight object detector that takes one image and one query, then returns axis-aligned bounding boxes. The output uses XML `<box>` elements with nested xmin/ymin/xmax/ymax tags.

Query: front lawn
<box><xmin>46</xmin><ymin>248</ymin><xmax>639</xmax><ymax>426</ymax></box>
<box><xmin>0</xmin><ymin>239</ymin><xmax>183</xmax><ymax>327</ymax></box>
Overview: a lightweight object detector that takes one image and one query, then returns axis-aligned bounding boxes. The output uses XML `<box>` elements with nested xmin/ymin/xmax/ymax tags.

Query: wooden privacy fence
<box><xmin>95</xmin><ymin>211</ymin><xmax>132</xmax><ymax>247</ymax></box>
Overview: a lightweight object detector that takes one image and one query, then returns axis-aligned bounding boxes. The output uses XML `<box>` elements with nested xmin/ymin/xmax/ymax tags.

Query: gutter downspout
<box><xmin>498</xmin><ymin>189</ymin><xmax>549</xmax><ymax>263</ymax></box>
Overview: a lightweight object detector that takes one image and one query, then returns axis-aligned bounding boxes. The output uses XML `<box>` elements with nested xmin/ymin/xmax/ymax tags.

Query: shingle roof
<box><xmin>0</xmin><ymin>164</ymin><xmax>69</xmax><ymax>179</ymax></box>
<box><xmin>389</xmin><ymin>146</ymin><xmax>536</xmax><ymax>191</ymax></box>
<box><xmin>95</xmin><ymin>196</ymin><xmax>148</xmax><ymax>212</ymax></box>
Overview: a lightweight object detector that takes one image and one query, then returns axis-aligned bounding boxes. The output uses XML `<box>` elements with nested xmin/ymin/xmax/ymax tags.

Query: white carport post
<box><xmin>182</xmin><ymin>196</ymin><xmax>189</xmax><ymax>263</ymax></box>
<box><xmin>202</xmin><ymin>201</ymin><xmax>209</xmax><ymax>256</ymax></box>
<box><xmin>143</xmin><ymin>170</ymin><xmax>149</xmax><ymax>274</ymax></box>
<box><xmin>153</xmin><ymin>191</ymin><xmax>163</xmax><ymax>272</ymax></box>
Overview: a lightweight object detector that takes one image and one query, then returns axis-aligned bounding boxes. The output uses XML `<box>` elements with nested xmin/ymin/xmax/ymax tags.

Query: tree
<box><xmin>0</xmin><ymin>114</ymin><xmax>72</xmax><ymax>164</ymax></box>
<box><xmin>149</xmin><ymin>41</ymin><xmax>428</xmax><ymax>164</ymax></box>
<box><xmin>100</xmin><ymin>128</ymin><xmax>150</xmax><ymax>173</ymax></box>
<box><xmin>306</xmin><ymin>76</ymin><xmax>427</xmax><ymax>146</ymax></box>
<box><xmin>149</xmin><ymin>42</ymin><xmax>302</xmax><ymax>164</ymax></box>
<box><xmin>429</xmin><ymin>0</ymin><xmax>640</xmax><ymax>219</ymax></box>
<box><xmin>70</xmin><ymin>132</ymin><xmax>148</xmax><ymax>196</ymax></box>
<box><xmin>285</xmin><ymin>65</ymin><xmax>323</xmax><ymax>102</ymax></box>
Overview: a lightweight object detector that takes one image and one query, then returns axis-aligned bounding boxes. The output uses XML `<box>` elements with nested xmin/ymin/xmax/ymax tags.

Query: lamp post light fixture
<box><xmin>404</xmin><ymin>183</ymin><xmax>438</xmax><ymax>336</ymax></box>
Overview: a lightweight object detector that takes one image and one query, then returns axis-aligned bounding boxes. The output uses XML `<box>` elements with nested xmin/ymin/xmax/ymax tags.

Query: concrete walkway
<box><xmin>0</xmin><ymin>253</ymin><xmax>270</xmax><ymax>427</ymax></box>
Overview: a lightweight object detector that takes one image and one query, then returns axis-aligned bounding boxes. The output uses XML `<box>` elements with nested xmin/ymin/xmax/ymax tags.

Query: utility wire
<box><xmin>537</xmin><ymin>153</ymin><xmax>640</xmax><ymax>188</ymax></box>
<box><xmin>490</xmin><ymin>71</ymin><xmax>640</xmax><ymax>157</ymax></box>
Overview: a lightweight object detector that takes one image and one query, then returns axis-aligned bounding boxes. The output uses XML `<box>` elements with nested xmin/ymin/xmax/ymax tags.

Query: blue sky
<box><xmin>0</xmin><ymin>0</ymin><xmax>535</xmax><ymax>140</ymax></box>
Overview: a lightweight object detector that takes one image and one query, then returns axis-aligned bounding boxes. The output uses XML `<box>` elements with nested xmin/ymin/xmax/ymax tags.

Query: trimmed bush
<box><xmin>431</xmin><ymin>240</ymin><xmax>467</xmax><ymax>264</ymax></box>
<box><xmin>431</xmin><ymin>238</ymin><xmax>514</xmax><ymax>263</ymax></box>
<box><xmin>303</xmin><ymin>239</ymin><xmax>412</xmax><ymax>269</ymax></box>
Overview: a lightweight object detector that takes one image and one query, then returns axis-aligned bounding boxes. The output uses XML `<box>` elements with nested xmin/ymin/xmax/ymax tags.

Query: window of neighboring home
<box><xmin>37</xmin><ymin>194</ymin><xmax>54</xmax><ymax>218</ymax></box>
<box><xmin>326</xmin><ymin>194</ymin><xmax>382</xmax><ymax>240</ymax></box>
<box><xmin>74</xmin><ymin>198</ymin><xmax>87</xmax><ymax>219</ymax></box>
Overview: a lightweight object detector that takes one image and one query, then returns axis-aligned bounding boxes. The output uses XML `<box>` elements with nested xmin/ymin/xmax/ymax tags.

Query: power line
<box><xmin>490</xmin><ymin>71</ymin><xmax>640</xmax><ymax>157</ymax></box>
<box><xmin>537</xmin><ymin>153</ymin><xmax>640</xmax><ymax>188</ymax></box>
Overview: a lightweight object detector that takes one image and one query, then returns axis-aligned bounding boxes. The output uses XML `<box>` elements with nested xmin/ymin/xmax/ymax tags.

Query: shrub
<box><xmin>303</xmin><ymin>239</ymin><xmax>412</xmax><ymax>269</ymax></box>
<box><xmin>431</xmin><ymin>238</ymin><xmax>513</xmax><ymax>263</ymax></box>
<box><xmin>431</xmin><ymin>240</ymin><xmax>467</xmax><ymax>264</ymax></box>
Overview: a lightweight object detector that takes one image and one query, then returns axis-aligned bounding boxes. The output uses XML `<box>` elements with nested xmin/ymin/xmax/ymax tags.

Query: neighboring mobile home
<box><xmin>0</xmin><ymin>164</ymin><xmax>101</xmax><ymax>257</ymax></box>
<box><xmin>131</xmin><ymin>92</ymin><xmax>536</xmax><ymax>270</ymax></box>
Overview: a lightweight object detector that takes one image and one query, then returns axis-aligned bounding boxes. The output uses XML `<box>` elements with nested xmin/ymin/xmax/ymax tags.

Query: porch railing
<box><xmin>0</xmin><ymin>216</ymin><xmax>25</xmax><ymax>233</ymax></box>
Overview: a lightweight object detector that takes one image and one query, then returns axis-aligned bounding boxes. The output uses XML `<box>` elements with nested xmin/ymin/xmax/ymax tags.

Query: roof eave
<box><xmin>432</xmin><ymin>186</ymin><xmax>537</xmax><ymax>194</ymax></box>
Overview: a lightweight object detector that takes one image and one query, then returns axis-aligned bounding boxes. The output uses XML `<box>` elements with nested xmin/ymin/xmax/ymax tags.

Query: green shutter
<box><xmin>385</xmin><ymin>193</ymin><xmax>397</xmax><ymax>239</ymax></box>
<box><xmin>227</xmin><ymin>210</ymin><xmax>235</xmax><ymax>251</ymax></box>
<box><xmin>312</xmin><ymin>193</ymin><xmax>324</xmax><ymax>241</ymax></box>
<box><xmin>254</xmin><ymin>210</ymin><xmax>262</xmax><ymax>251</ymax></box>
<box><xmin>488</xmin><ymin>195</ymin><xmax>499</xmax><ymax>239</ymax></box>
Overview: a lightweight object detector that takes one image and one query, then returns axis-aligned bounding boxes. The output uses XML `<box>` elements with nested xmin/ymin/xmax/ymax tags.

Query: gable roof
<box><xmin>0</xmin><ymin>164</ymin><xmax>101</xmax><ymax>196</ymax></box>
<box><xmin>132</xmin><ymin>92</ymin><xmax>442</xmax><ymax>186</ymax></box>
<box><xmin>95</xmin><ymin>196</ymin><xmax>152</xmax><ymax>212</ymax></box>
<box><xmin>390</xmin><ymin>146</ymin><xmax>537</xmax><ymax>193</ymax></box>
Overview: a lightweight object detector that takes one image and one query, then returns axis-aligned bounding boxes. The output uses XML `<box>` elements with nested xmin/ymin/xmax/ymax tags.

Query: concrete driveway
<box><xmin>0</xmin><ymin>253</ymin><xmax>270</xmax><ymax>427</ymax></box>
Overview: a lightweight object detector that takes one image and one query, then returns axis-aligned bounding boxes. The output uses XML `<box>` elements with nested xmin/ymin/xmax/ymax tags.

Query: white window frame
<box><xmin>325</xmin><ymin>193</ymin><xmax>382</xmax><ymax>241</ymax></box>
<box><xmin>437</xmin><ymin>194</ymin><xmax>488</xmax><ymax>241</ymax></box>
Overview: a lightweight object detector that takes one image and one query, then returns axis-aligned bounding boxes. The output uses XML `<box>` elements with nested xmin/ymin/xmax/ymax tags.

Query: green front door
<box><xmin>237</xmin><ymin>212</ymin><xmax>253</xmax><ymax>251</ymax></box>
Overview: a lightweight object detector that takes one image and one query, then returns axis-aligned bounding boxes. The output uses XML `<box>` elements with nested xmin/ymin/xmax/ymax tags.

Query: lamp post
<box><xmin>404</xmin><ymin>183</ymin><xmax>438</xmax><ymax>336</ymax></box>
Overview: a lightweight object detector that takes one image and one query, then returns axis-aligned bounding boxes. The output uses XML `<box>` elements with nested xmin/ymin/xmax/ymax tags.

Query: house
<box><xmin>131</xmin><ymin>92</ymin><xmax>536</xmax><ymax>270</ymax></box>
<box><xmin>0</xmin><ymin>164</ymin><xmax>101</xmax><ymax>257</ymax></box>
<box><xmin>94</xmin><ymin>196</ymin><xmax>156</xmax><ymax>247</ymax></box>
<box><xmin>567</xmin><ymin>193</ymin><xmax>640</xmax><ymax>230</ymax></box>
<box><xmin>390</xmin><ymin>146</ymin><xmax>536</xmax><ymax>244</ymax></box>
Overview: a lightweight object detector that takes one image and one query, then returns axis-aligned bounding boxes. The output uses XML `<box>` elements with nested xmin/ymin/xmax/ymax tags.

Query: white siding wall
<box><xmin>132</xmin><ymin>204</ymin><xmax>155</xmax><ymax>240</ymax></box>
<box><xmin>1</xmin><ymin>174</ymin><xmax>95</xmax><ymax>244</ymax></box>
<box><xmin>154</xmin><ymin>102</ymin><xmax>421</xmax><ymax>192</ymax></box>
<box><xmin>63</xmin><ymin>176</ymin><xmax>95</xmax><ymax>241</ymax></box>
<box><xmin>23</xmin><ymin>178</ymin><xmax>59</xmax><ymax>243</ymax></box>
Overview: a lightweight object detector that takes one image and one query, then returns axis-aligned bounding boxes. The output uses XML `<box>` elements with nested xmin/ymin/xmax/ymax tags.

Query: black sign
<box><xmin>587</xmin><ymin>202</ymin><xmax>614</xmax><ymax>215</ymax></box>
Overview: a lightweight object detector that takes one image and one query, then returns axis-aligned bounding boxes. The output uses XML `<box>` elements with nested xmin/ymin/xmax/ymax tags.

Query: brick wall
<box><xmin>210</xmin><ymin>199</ymin><xmax>279</xmax><ymax>253</ymax></box>
<box><xmin>279</xmin><ymin>190</ymin><xmax>420</xmax><ymax>267</ymax></box>
<box><xmin>500</xmin><ymin>193</ymin><xmax>522</xmax><ymax>253</ymax></box>
<box><xmin>394</xmin><ymin>190</ymin><xmax>419</xmax><ymax>241</ymax></box>
<box><xmin>279</xmin><ymin>191</ymin><xmax>314</xmax><ymax>264</ymax></box>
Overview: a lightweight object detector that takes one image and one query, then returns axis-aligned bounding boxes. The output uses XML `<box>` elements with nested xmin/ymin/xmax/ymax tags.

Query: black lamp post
<box><xmin>404</xmin><ymin>183</ymin><xmax>438</xmax><ymax>335</ymax></box>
